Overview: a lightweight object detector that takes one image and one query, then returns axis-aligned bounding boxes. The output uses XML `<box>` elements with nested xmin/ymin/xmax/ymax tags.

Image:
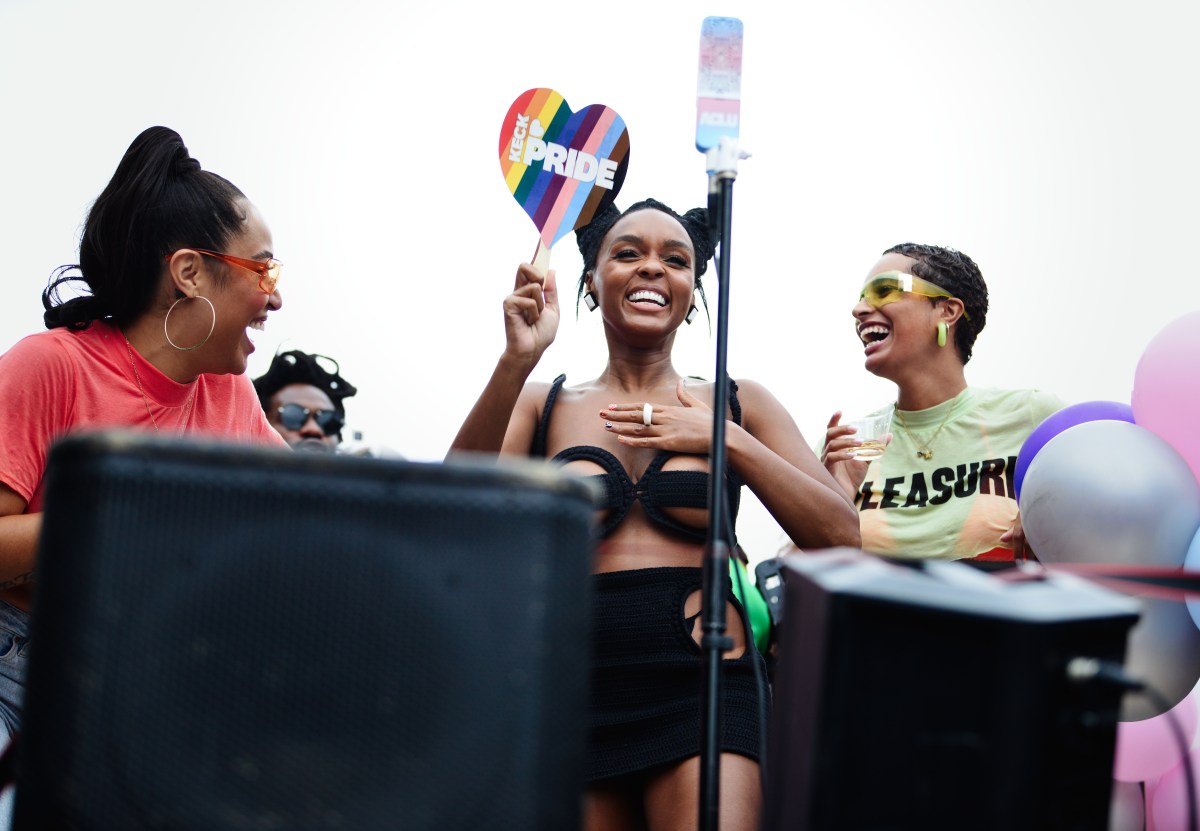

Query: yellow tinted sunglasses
<box><xmin>859</xmin><ymin>270</ymin><xmax>969</xmax><ymax>319</ymax></box>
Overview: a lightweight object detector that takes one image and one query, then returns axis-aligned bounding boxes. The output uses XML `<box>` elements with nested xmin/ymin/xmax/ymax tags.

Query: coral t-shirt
<box><xmin>0</xmin><ymin>321</ymin><xmax>285</xmax><ymax>512</ymax></box>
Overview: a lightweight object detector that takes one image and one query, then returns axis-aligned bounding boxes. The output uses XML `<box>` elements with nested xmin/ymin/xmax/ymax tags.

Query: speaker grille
<box><xmin>18</xmin><ymin>434</ymin><xmax>594</xmax><ymax>830</ymax></box>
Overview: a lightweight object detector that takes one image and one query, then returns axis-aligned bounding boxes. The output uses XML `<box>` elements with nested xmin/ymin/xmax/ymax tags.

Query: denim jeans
<box><xmin>0</xmin><ymin>602</ymin><xmax>31</xmax><ymax>738</ymax></box>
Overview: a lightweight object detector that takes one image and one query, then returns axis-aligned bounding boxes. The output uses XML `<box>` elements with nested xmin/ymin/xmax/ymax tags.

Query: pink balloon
<box><xmin>1146</xmin><ymin>778</ymin><xmax>1167</xmax><ymax>831</ymax></box>
<box><xmin>1133</xmin><ymin>310</ymin><xmax>1200</xmax><ymax>485</ymax></box>
<box><xmin>1151</xmin><ymin>748</ymin><xmax>1200</xmax><ymax>830</ymax></box>
<box><xmin>1114</xmin><ymin>692</ymin><xmax>1199</xmax><ymax>782</ymax></box>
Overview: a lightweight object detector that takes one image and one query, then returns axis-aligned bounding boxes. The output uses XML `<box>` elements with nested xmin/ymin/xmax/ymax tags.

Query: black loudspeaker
<box><xmin>15</xmin><ymin>432</ymin><xmax>596</xmax><ymax>830</ymax></box>
<box><xmin>764</xmin><ymin>550</ymin><xmax>1141</xmax><ymax>831</ymax></box>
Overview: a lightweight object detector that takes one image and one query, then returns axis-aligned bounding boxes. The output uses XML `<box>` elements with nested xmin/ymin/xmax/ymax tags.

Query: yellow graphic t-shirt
<box><xmin>854</xmin><ymin>388</ymin><xmax>1063</xmax><ymax>561</ymax></box>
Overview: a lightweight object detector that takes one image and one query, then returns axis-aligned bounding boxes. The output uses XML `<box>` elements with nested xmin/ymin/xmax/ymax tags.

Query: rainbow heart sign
<box><xmin>499</xmin><ymin>88</ymin><xmax>630</xmax><ymax>251</ymax></box>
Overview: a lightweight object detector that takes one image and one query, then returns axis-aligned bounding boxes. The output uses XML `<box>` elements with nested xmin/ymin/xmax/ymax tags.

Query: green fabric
<box><xmin>730</xmin><ymin>558</ymin><xmax>771</xmax><ymax>653</ymax></box>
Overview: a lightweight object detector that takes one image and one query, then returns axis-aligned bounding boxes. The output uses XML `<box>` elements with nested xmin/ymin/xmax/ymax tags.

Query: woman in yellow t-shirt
<box><xmin>822</xmin><ymin>243</ymin><xmax>1061</xmax><ymax>563</ymax></box>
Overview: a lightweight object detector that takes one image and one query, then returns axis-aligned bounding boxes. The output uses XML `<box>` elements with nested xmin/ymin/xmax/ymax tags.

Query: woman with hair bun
<box><xmin>822</xmin><ymin>243</ymin><xmax>1062</xmax><ymax>563</ymax></box>
<box><xmin>0</xmin><ymin>126</ymin><xmax>287</xmax><ymax>735</ymax></box>
<box><xmin>452</xmin><ymin>198</ymin><xmax>859</xmax><ymax>830</ymax></box>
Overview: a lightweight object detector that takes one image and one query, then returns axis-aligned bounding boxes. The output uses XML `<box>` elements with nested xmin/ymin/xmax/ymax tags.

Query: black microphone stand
<box><xmin>699</xmin><ymin>135</ymin><xmax>748</xmax><ymax>831</ymax></box>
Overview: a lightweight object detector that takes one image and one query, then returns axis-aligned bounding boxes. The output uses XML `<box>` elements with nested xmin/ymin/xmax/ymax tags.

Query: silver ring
<box><xmin>643</xmin><ymin>402</ymin><xmax>653</xmax><ymax>427</ymax></box>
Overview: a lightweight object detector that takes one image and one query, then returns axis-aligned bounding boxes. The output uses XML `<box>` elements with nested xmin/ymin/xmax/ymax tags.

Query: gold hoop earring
<box><xmin>164</xmin><ymin>295</ymin><xmax>216</xmax><ymax>351</ymax></box>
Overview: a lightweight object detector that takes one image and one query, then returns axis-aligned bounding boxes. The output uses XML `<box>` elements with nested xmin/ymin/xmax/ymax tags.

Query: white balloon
<box><xmin>1021</xmin><ymin>421</ymin><xmax>1200</xmax><ymax>568</ymax></box>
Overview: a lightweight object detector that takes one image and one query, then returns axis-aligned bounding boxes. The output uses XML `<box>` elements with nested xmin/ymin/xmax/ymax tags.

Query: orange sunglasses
<box><xmin>168</xmin><ymin>249</ymin><xmax>282</xmax><ymax>294</ymax></box>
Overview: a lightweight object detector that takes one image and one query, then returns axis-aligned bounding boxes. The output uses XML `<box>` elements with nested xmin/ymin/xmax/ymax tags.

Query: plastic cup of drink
<box><xmin>845</xmin><ymin>409</ymin><xmax>893</xmax><ymax>460</ymax></box>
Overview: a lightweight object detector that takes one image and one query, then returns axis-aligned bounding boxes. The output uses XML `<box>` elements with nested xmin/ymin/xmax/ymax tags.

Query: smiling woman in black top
<box><xmin>451</xmin><ymin>198</ymin><xmax>858</xmax><ymax>831</ymax></box>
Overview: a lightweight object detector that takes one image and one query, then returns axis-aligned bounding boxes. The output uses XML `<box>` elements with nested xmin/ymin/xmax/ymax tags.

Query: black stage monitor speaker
<box><xmin>15</xmin><ymin>432</ymin><xmax>597</xmax><ymax>831</ymax></box>
<box><xmin>764</xmin><ymin>550</ymin><xmax>1141</xmax><ymax>831</ymax></box>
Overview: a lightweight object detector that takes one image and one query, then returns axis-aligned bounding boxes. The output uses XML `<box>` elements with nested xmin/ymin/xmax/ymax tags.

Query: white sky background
<box><xmin>1</xmin><ymin>0</ymin><xmax>1196</xmax><ymax>564</ymax></box>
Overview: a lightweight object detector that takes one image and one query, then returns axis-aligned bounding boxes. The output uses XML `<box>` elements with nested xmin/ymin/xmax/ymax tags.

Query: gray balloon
<box><xmin>1021</xmin><ymin>420</ymin><xmax>1200</xmax><ymax>568</ymax></box>
<box><xmin>1121</xmin><ymin>595</ymin><xmax>1200</xmax><ymax>720</ymax></box>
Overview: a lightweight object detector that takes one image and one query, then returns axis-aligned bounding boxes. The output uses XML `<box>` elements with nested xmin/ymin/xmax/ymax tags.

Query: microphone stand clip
<box><xmin>705</xmin><ymin>135</ymin><xmax>751</xmax><ymax>181</ymax></box>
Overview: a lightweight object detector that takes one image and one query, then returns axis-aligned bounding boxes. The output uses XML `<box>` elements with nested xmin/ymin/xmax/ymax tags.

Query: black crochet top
<box><xmin>530</xmin><ymin>374</ymin><xmax>743</xmax><ymax>540</ymax></box>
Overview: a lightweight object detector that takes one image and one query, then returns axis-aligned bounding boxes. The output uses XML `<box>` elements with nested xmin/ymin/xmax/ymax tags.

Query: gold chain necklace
<box><xmin>123</xmin><ymin>336</ymin><xmax>196</xmax><ymax>436</ymax></box>
<box><xmin>893</xmin><ymin>405</ymin><xmax>953</xmax><ymax>460</ymax></box>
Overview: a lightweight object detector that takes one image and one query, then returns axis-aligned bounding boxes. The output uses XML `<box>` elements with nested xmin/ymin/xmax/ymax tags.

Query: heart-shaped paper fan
<box><xmin>499</xmin><ymin>88</ymin><xmax>630</xmax><ymax>263</ymax></box>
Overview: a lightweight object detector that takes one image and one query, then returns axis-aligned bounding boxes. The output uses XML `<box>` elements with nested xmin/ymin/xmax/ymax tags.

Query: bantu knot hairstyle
<box><xmin>573</xmin><ymin>198</ymin><xmax>716</xmax><ymax>317</ymax></box>
<box><xmin>43</xmin><ymin>126</ymin><xmax>247</xmax><ymax>331</ymax></box>
<box><xmin>884</xmin><ymin>242</ymin><xmax>989</xmax><ymax>364</ymax></box>
<box><xmin>253</xmin><ymin>351</ymin><xmax>359</xmax><ymax>438</ymax></box>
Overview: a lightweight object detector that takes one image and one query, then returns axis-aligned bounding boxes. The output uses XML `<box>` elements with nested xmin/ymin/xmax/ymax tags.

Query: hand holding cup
<box><xmin>822</xmin><ymin>408</ymin><xmax>893</xmax><ymax>501</ymax></box>
<box><xmin>843</xmin><ymin>408</ymin><xmax>894</xmax><ymax>460</ymax></box>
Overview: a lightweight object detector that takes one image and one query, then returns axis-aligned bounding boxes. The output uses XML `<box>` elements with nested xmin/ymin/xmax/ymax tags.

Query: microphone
<box><xmin>695</xmin><ymin>17</ymin><xmax>744</xmax><ymax>153</ymax></box>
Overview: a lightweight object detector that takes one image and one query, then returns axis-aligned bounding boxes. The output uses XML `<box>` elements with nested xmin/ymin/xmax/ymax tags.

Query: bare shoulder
<box><xmin>675</xmin><ymin>375</ymin><xmax>777</xmax><ymax>415</ymax></box>
<box><xmin>496</xmin><ymin>380</ymin><xmax>555</xmax><ymax>457</ymax></box>
<box><xmin>731</xmin><ymin>377</ymin><xmax>776</xmax><ymax>404</ymax></box>
<box><xmin>732</xmin><ymin>377</ymin><xmax>799</xmax><ymax>435</ymax></box>
<box><xmin>515</xmin><ymin>379</ymin><xmax>555</xmax><ymax>419</ymax></box>
<box><xmin>518</xmin><ymin>378</ymin><xmax>553</xmax><ymax>401</ymax></box>
<box><xmin>732</xmin><ymin>377</ymin><xmax>785</xmax><ymax>411</ymax></box>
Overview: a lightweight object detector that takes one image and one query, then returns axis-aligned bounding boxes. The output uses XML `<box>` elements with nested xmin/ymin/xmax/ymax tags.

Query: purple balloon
<box><xmin>1013</xmin><ymin>400</ymin><xmax>1134</xmax><ymax>500</ymax></box>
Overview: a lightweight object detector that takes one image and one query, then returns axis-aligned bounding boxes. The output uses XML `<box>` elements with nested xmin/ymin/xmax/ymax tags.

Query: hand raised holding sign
<box><xmin>502</xmin><ymin>262</ymin><xmax>559</xmax><ymax>370</ymax></box>
<box><xmin>449</xmin><ymin>257</ymin><xmax>561</xmax><ymax>456</ymax></box>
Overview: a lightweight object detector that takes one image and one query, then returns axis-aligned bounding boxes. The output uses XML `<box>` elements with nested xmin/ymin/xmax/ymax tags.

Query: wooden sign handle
<box><xmin>531</xmin><ymin>239</ymin><xmax>551</xmax><ymax>277</ymax></box>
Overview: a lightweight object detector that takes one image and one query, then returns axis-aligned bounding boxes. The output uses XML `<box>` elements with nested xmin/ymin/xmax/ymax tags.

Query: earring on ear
<box><xmin>684</xmin><ymin>289</ymin><xmax>701</xmax><ymax>325</ymax></box>
<box><xmin>937</xmin><ymin>321</ymin><xmax>948</xmax><ymax>348</ymax></box>
<box><xmin>583</xmin><ymin>291</ymin><xmax>599</xmax><ymax>312</ymax></box>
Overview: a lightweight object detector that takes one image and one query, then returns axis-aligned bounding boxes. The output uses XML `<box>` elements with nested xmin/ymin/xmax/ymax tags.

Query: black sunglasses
<box><xmin>276</xmin><ymin>403</ymin><xmax>344</xmax><ymax>436</ymax></box>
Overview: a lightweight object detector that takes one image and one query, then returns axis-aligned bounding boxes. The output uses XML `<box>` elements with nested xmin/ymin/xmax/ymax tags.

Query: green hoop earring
<box><xmin>937</xmin><ymin>321</ymin><xmax>948</xmax><ymax>348</ymax></box>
